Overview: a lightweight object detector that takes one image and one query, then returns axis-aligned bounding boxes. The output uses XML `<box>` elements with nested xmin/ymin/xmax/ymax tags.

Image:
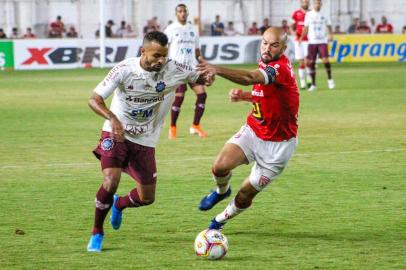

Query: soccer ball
<box><xmin>194</xmin><ymin>229</ymin><xmax>228</xmax><ymax>260</ymax></box>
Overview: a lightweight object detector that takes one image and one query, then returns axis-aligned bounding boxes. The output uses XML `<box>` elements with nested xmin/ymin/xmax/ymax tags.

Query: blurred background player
<box><xmin>291</xmin><ymin>0</ymin><xmax>312</xmax><ymax>89</ymax></box>
<box><xmin>300</xmin><ymin>0</ymin><xmax>335</xmax><ymax>91</ymax></box>
<box><xmin>165</xmin><ymin>4</ymin><xmax>208</xmax><ymax>139</ymax></box>
<box><xmin>86</xmin><ymin>31</ymin><xmax>213</xmax><ymax>252</ymax></box>
<box><xmin>197</xmin><ymin>28</ymin><xmax>298</xmax><ymax>231</ymax></box>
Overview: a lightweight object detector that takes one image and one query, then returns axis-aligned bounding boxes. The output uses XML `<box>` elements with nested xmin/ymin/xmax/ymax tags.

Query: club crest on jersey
<box><xmin>101</xmin><ymin>138</ymin><xmax>114</xmax><ymax>151</ymax></box>
<box><xmin>190</xmin><ymin>32</ymin><xmax>195</xmax><ymax>37</ymax></box>
<box><xmin>155</xmin><ymin>81</ymin><xmax>166</xmax><ymax>92</ymax></box>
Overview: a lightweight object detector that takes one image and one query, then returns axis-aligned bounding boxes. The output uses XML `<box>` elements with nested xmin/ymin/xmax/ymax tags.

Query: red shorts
<box><xmin>93</xmin><ymin>131</ymin><xmax>157</xmax><ymax>185</ymax></box>
<box><xmin>175</xmin><ymin>82</ymin><xmax>202</xmax><ymax>94</ymax></box>
<box><xmin>307</xmin><ymin>43</ymin><xmax>329</xmax><ymax>60</ymax></box>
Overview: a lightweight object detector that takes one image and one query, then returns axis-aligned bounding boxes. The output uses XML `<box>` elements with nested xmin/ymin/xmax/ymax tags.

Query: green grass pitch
<box><xmin>0</xmin><ymin>62</ymin><xmax>405</xmax><ymax>269</ymax></box>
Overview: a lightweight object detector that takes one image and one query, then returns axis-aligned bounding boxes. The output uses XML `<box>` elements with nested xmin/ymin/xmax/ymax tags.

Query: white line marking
<box><xmin>1</xmin><ymin>148</ymin><xmax>405</xmax><ymax>170</ymax></box>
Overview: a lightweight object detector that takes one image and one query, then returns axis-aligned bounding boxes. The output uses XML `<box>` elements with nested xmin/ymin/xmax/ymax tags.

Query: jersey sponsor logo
<box><xmin>21</xmin><ymin>46</ymin><xmax>128</xmax><ymax>65</ymax></box>
<box><xmin>180</xmin><ymin>48</ymin><xmax>193</xmax><ymax>54</ymax></box>
<box><xmin>155</xmin><ymin>81</ymin><xmax>166</xmax><ymax>92</ymax></box>
<box><xmin>251</xmin><ymin>90</ymin><xmax>264</xmax><ymax>97</ymax></box>
<box><xmin>130</xmin><ymin>108</ymin><xmax>154</xmax><ymax>120</ymax></box>
<box><xmin>173</xmin><ymin>60</ymin><xmax>193</xmax><ymax>71</ymax></box>
<box><xmin>125</xmin><ymin>95</ymin><xmax>164</xmax><ymax>103</ymax></box>
<box><xmin>101</xmin><ymin>138</ymin><xmax>114</xmax><ymax>151</ymax></box>
<box><xmin>125</xmin><ymin>124</ymin><xmax>149</xmax><ymax>135</ymax></box>
<box><xmin>258</xmin><ymin>175</ymin><xmax>271</xmax><ymax>187</ymax></box>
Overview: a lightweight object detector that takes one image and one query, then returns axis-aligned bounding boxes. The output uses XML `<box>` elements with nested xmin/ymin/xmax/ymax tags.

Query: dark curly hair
<box><xmin>143</xmin><ymin>31</ymin><xmax>168</xmax><ymax>47</ymax></box>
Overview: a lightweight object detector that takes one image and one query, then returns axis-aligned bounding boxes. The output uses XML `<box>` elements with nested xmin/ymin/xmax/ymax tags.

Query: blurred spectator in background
<box><xmin>347</xmin><ymin>17</ymin><xmax>359</xmax><ymax>33</ymax></box>
<box><xmin>370</xmin><ymin>17</ymin><xmax>376</xmax><ymax>28</ymax></box>
<box><xmin>334</xmin><ymin>25</ymin><xmax>344</xmax><ymax>34</ymax></box>
<box><xmin>356</xmin><ymin>21</ymin><xmax>371</xmax><ymax>34</ymax></box>
<box><xmin>260</xmin><ymin>18</ymin><xmax>271</xmax><ymax>34</ymax></box>
<box><xmin>402</xmin><ymin>26</ymin><xmax>406</xmax><ymax>34</ymax></box>
<box><xmin>248</xmin><ymin>22</ymin><xmax>260</xmax><ymax>35</ymax></box>
<box><xmin>281</xmin><ymin>19</ymin><xmax>291</xmax><ymax>35</ymax></box>
<box><xmin>49</xmin><ymin>15</ymin><xmax>65</xmax><ymax>37</ymax></box>
<box><xmin>375</xmin><ymin>16</ymin><xmax>393</xmax><ymax>33</ymax></box>
<box><xmin>152</xmin><ymin>16</ymin><xmax>161</xmax><ymax>31</ymax></box>
<box><xmin>211</xmin><ymin>15</ymin><xmax>224</xmax><ymax>36</ymax></box>
<box><xmin>123</xmin><ymin>24</ymin><xmax>137</xmax><ymax>38</ymax></box>
<box><xmin>224</xmin><ymin>21</ymin><xmax>240</xmax><ymax>36</ymax></box>
<box><xmin>48</xmin><ymin>23</ymin><xmax>61</xmax><ymax>38</ymax></box>
<box><xmin>105</xmin><ymin>20</ymin><xmax>115</xmax><ymax>37</ymax></box>
<box><xmin>66</xmin><ymin>26</ymin><xmax>78</xmax><ymax>38</ymax></box>
<box><xmin>23</xmin><ymin>27</ymin><xmax>36</xmax><ymax>39</ymax></box>
<box><xmin>116</xmin><ymin>21</ymin><xmax>126</xmax><ymax>38</ymax></box>
<box><xmin>0</xmin><ymin>28</ymin><xmax>7</xmax><ymax>39</ymax></box>
<box><xmin>143</xmin><ymin>20</ymin><xmax>156</xmax><ymax>34</ymax></box>
<box><xmin>10</xmin><ymin>27</ymin><xmax>20</xmax><ymax>39</ymax></box>
<box><xmin>95</xmin><ymin>20</ymin><xmax>115</xmax><ymax>38</ymax></box>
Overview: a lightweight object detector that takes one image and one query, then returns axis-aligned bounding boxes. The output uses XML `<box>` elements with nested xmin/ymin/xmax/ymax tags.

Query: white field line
<box><xmin>1</xmin><ymin>148</ymin><xmax>405</xmax><ymax>170</ymax></box>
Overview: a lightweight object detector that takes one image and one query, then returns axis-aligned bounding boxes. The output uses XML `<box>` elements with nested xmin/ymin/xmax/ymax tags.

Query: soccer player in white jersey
<box><xmin>300</xmin><ymin>0</ymin><xmax>335</xmax><ymax>91</ymax></box>
<box><xmin>86</xmin><ymin>31</ymin><xmax>213</xmax><ymax>252</ymax></box>
<box><xmin>165</xmin><ymin>4</ymin><xmax>208</xmax><ymax>139</ymax></box>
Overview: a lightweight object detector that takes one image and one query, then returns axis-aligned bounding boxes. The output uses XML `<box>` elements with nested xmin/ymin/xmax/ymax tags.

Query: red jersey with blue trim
<box><xmin>291</xmin><ymin>9</ymin><xmax>308</xmax><ymax>41</ymax></box>
<box><xmin>246</xmin><ymin>54</ymin><xmax>299</xmax><ymax>141</ymax></box>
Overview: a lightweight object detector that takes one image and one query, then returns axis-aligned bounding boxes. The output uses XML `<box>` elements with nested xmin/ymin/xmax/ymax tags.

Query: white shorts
<box><xmin>227</xmin><ymin>125</ymin><xmax>297</xmax><ymax>191</ymax></box>
<box><xmin>294</xmin><ymin>40</ymin><xmax>309</xmax><ymax>60</ymax></box>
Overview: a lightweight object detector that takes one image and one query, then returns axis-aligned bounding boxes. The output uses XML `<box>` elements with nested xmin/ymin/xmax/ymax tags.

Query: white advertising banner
<box><xmin>13</xmin><ymin>39</ymin><xmax>142</xmax><ymax>70</ymax></box>
<box><xmin>13</xmin><ymin>36</ymin><xmax>295</xmax><ymax>70</ymax></box>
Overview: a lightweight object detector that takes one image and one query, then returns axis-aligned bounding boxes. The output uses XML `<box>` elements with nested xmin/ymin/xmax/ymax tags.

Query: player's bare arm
<box><xmin>195</xmin><ymin>69</ymin><xmax>215</xmax><ymax>86</ymax></box>
<box><xmin>88</xmin><ymin>93</ymin><xmax>125</xmax><ymax>142</ymax></box>
<box><xmin>229</xmin><ymin>88</ymin><xmax>252</xmax><ymax>102</ymax></box>
<box><xmin>327</xmin><ymin>25</ymin><xmax>333</xmax><ymax>41</ymax></box>
<box><xmin>299</xmin><ymin>26</ymin><xmax>308</xmax><ymax>42</ymax></box>
<box><xmin>197</xmin><ymin>57</ymin><xmax>265</xmax><ymax>86</ymax></box>
<box><xmin>195</xmin><ymin>48</ymin><xmax>201</xmax><ymax>61</ymax></box>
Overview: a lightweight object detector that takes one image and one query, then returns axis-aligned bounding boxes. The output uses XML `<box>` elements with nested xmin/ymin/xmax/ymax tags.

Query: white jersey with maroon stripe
<box><xmin>94</xmin><ymin>57</ymin><xmax>199</xmax><ymax>147</ymax></box>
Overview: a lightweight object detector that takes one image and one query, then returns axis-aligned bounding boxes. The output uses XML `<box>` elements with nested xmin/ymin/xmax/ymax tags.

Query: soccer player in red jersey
<box><xmin>197</xmin><ymin>27</ymin><xmax>299</xmax><ymax>230</ymax></box>
<box><xmin>375</xmin><ymin>16</ymin><xmax>393</xmax><ymax>34</ymax></box>
<box><xmin>291</xmin><ymin>0</ymin><xmax>311</xmax><ymax>89</ymax></box>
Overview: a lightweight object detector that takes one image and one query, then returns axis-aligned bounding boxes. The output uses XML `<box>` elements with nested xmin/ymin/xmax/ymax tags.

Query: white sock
<box><xmin>212</xmin><ymin>171</ymin><xmax>232</xmax><ymax>194</ymax></box>
<box><xmin>298</xmin><ymin>68</ymin><xmax>305</xmax><ymax>87</ymax></box>
<box><xmin>215</xmin><ymin>199</ymin><xmax>246</xmax><ymax>223</ymax></box>
<box><xmin>306</xmin><ymin>67</ymin><xmax>312</xmax><ymax>81</ymax></box>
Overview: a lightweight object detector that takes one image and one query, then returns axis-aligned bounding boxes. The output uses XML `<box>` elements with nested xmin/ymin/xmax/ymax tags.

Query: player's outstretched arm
<box><xmin>88</xmin><ymin>93</ymin><xmax>125</xmax><ymax>142</ymax></box>
<box><xmin>197</xmin><ymin>57</ymin><xmax>265</xmax><ymax>86</ymax></box>
<box><xmin>195</xmin><ymin>71</ymin><xmax>215</xmax><ymax>86</ymax></box>
<box><xmin>229</xmin><ymin>88</ymin><xmax>252</xmax><ymax>102</ymax></box>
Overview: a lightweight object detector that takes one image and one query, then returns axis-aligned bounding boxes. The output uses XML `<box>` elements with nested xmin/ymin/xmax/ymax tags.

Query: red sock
<box><xmin>92</xmin><ymin>185</ymin><xmax>114</xmax><ymax>235</ymax></box>
<box><xmin>193</xmin><ymin>93</ymin><xmax>207</xmax><ymax>125</ymax></box>
<box><xmin>115</xmin><ymin>188</ymin><xmax>145</xmax><ymax>210</ymax></box>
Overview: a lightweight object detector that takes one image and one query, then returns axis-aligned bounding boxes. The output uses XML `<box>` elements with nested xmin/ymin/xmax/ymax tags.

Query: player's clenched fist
<box><xmin>229</xmin><ymin>88</ymin><xmax>243</xmax><ymax>102</ymax></box>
